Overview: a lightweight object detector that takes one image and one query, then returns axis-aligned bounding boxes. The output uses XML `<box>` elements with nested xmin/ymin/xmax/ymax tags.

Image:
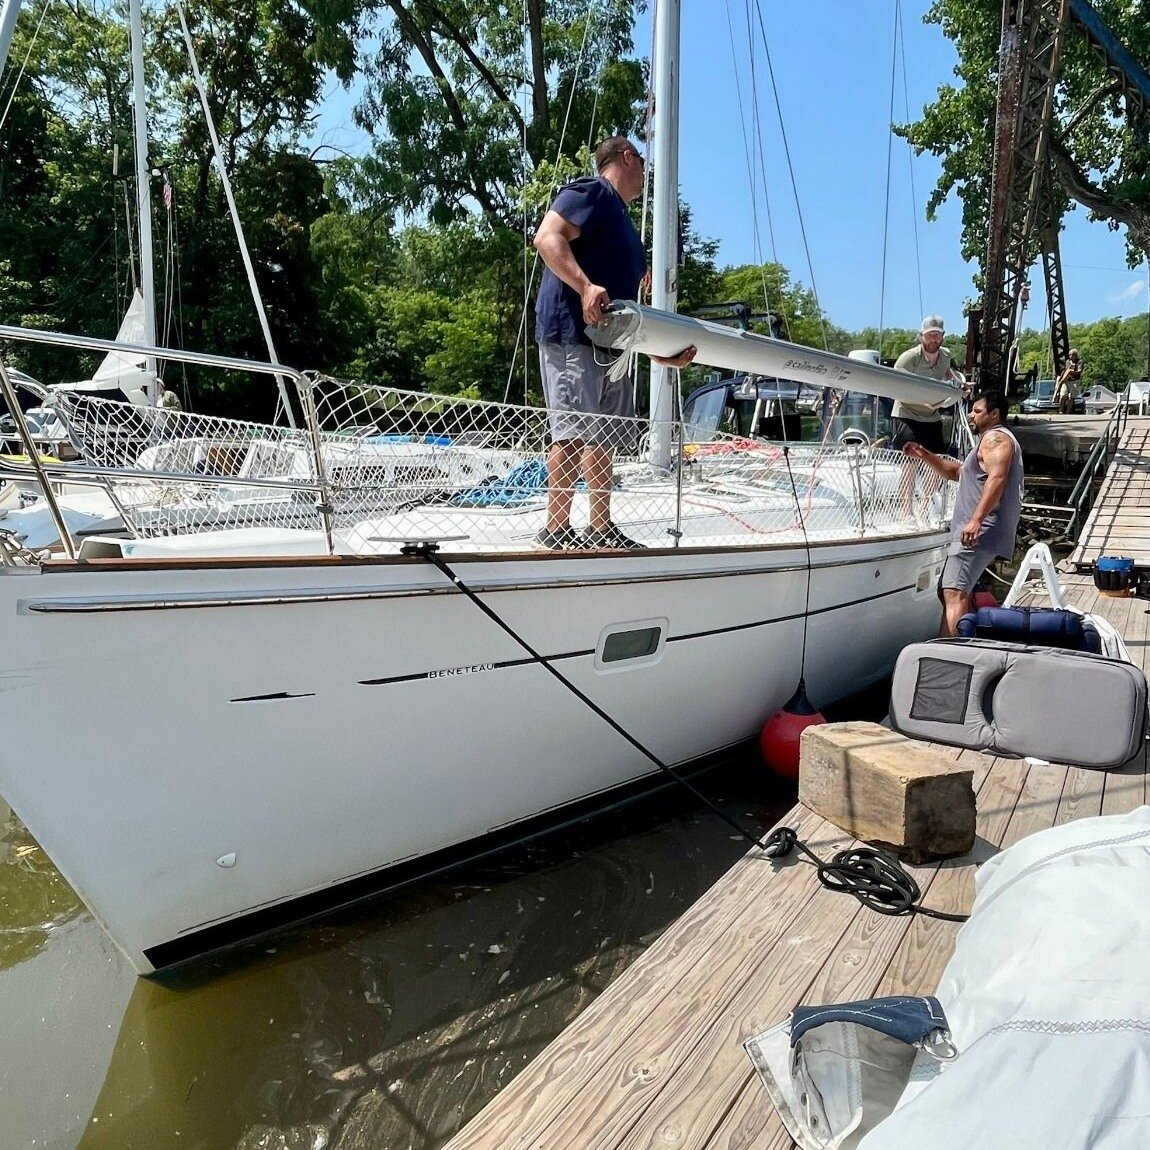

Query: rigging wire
<box><xmin>111</xmin><ymin>149</ymin><xmax>121</xmax><ymax>332</ymax></box>
<box><xmin>744</xmin><ymin>0</ymin><xmax>784</xmax><ymax>322</ymax></box>
<box><xmin>878</xmin><ymin>2</ymin><xmax>901</xmax><ymax>362</ymax></box>
<box><xmin>163</xmin><ymin>173</ymin><xmax>192</xmax><ymax>407</ymax></box>
<box><xmin>122</xmin><ymin>180</ymin><xmax>139</xmax><ymax>296</ymax></box>
<box><xmin>0</xmin><ymin>0</ymin><xmax>48</xmax><ymax>135</ymax></box>
<box><xmin>161</xmin><ymin>168</ymin><xmax>190</xmax><ymax>405</ymax></box>
<box><xmin>502</xmin><ymin>0</ymin><xmax>603</xmax><ymax>404</ymax></box>
<box><xmin>519</xmin><ymin>0</ymin><xmax>532</xmax><ymax>409</ymax></box>
<box><xmin>748</xmin><ymin>0</ymin><xmax>830</xmax><ymax>352</ymax></box>
<box><xmin>172</xmin><ymin>0</ymin><xmax>295</xmax><ymax>424</ymax></box>
<box><xmin>897</xmin><ymin>0</ymin><xmax>925</xmax><ymax>320</ymax></box>
<box><xmin>780</xmin><ymin>443</ymin><xmax>815</xmax><ymax>687</ymax></box>
<box><xmin>632</xmin><ymin>0</ymin><xmax>659</xmax><ymax>417</ymax></box>
<box><xmin>721</xmin><ymin>0</ymin><xmax>783</xmax><ymax>330</ymax></box>
<box><xmin>162</xmin><ymin>172</ymin><xmax>175</xmax><ymax>350</ymax></box>
<box><xmin>639</xmin><ymin>0</ymin><xmax>658</xmax><ymax>248</ymax></box>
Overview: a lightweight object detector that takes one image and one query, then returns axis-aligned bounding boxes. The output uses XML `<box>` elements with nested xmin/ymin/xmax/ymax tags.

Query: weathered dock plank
<box><xmin>703</xmin><ymin>748</ymin><xmax>985</xmax><ymax>1150</ymax></box>
<box><xmin>444</xmin><ymin>573</ymin><xmax>1148</xmax><ymax>1150</ymax></box>
<box><xmin>442</xmin><ymin>807</ymin><xmax>852</xmax><ymax>1150</ymax></box>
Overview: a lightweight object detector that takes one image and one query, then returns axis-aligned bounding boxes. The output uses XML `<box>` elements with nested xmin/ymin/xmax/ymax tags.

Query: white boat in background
<box><xmin>0</xmin><ymin>0</ymin><xmax>958</xmax><ymax>975</ymax></box>
<box><xmin>0</xmin><ymin>290</ymin><xmax>156</xmax><ymax>466</ymax></box>
<box><xmin>1083</xmin><ymin>380</ymin><xmax>1150</xmax><ymax>414</ymax></box>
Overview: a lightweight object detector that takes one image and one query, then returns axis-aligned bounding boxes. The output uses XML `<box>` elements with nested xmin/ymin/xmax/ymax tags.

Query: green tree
<box><xmin>901</xmin><ymin>0</ymin><xmax>1150</xmax><ymax>274</ymax></box>
<box><xmin>354</xmin><ymin>0</ymin><xmax>646</xmax><ymax>228</ymax></box>
<box><xmin>327</xmin><ymin>216</ymin><xmax>523</xmax><ymax>399</ymax></box>
<box><xmin>1014</xmin><ymin>325</ymin><xmax>1055</xmax><ymax>378</ymax></box>
<box><xmin>0</xmin><ymin>0</ymin><xmax>356</xmax><ymax>413</ymax></box>
<box><xmin>716</xmin><ymin>263</ymin><xmax>832</xmax><ymax>350</ymax></box>
<box><xmin>0</xmin><ymin>0</ymin><xmax>139</xmax><ymax>374</ymax></box>
<box><xmin>1070</xmin><ymin>317</ymin><xmax>1139</xmax><ymax>387</ymax></box>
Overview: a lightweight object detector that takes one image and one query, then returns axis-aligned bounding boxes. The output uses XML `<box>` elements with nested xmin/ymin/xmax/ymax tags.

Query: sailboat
<box><xmin>0</xmin><ymin>0</ymin><xmax>959</xmax><ymax>974</ymax></box>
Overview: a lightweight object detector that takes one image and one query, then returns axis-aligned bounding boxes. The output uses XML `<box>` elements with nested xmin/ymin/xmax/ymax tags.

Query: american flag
<box><xmin>162</xmin><ymin>179</ymin><xmax>173</xmax><ymax>210</ymax></box>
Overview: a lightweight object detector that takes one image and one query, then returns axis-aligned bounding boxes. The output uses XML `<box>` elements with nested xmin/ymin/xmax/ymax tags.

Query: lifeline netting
<box><xmin>39</xmin><ymin>382</ymin><xmax>951</xmax><ymax>554</ymax></box>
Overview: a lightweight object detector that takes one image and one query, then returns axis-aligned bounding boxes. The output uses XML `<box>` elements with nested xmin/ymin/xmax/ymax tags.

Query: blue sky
<box><xmin>662</xmin><ymin>0</ymin><xmax>1149</xmax><ymax>336</ymax></box>
<box><xmin>311</xmin><ymin>0</ymin><xmax>1150</xmax><ymax>338</ymax></box>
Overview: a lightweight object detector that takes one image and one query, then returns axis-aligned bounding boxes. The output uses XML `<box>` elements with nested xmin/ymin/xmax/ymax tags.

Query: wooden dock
<box><xmin>443</xmin><ymin>574</ymin><xmax>1148</xmax><ymax>1150</ymax></box>
<box><xmin>1071</xmin><ymin>418</ymin><xmax>1150</xmax><ymax>568</ymax></box>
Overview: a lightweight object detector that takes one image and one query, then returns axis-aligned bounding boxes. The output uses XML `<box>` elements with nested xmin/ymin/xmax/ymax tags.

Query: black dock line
<box><xmin>406</xmin><ymin>542</ymin><xmax>768</xmax><ymax>852</ymax></box>
<box><xmin>406</xmin><ymin>542</ymin><xmax>967</xmax><ymax>923</ymax></box>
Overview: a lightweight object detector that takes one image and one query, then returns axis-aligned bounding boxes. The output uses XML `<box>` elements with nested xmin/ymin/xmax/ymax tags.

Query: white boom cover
<box><xmin>859</xmin><ymin>805</ymin><xmax>1150</xmax><ymax>1149</ymax></box>
<box><xmin>590</xmin><ymin>302</ymin><xmax>963</xmax><ymax>407</ymax></box>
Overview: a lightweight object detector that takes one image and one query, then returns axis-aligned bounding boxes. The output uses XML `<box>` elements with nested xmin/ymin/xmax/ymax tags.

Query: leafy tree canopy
<box><xmin>353</xmin><ymin>0</ymin><xmax>646</xmax><ymax>227</ymax></box>
<box><xmin>1016</xmin><ymin>313</ymin><xmax>1149</xmax><ymax>385</ymax></box>
<box><xmin>716</xmin><ymin>263</ymin><xmax>836</xmax><ymax>351</ymax></box>
<box><xmin>901</xmin><ymin>0</ymin><xmax>1150</xmax><ymax>279</ymax></box>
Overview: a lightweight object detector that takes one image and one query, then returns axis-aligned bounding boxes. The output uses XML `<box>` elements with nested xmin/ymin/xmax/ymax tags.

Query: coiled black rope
<box><xmin>761</xmin><ymin>827</ymin><xmax>968</xmax><ymax>922</ymax></box>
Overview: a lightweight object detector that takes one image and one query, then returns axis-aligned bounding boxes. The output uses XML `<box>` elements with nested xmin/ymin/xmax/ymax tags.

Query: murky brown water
<box><xmin>0</xmin><ymin>751</ymin><xmax>806</xmax><ymax>1150</ymax></box>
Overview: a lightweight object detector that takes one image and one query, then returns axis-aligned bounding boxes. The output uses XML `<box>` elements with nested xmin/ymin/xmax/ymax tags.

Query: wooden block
<box><xmin>798</xmin><ymin>722</ymin><xmax>975</xmax><ymax>862</ymax></box>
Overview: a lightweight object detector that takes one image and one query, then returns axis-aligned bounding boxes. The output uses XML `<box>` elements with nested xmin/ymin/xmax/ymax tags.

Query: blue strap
<box><xmin>790</xmin><ymin>996</ymin><xmax>949</xmax><ymax>1047</ymax></box>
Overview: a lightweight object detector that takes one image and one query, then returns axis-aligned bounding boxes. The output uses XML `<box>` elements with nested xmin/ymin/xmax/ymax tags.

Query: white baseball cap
<box><xmin>920</xmin><ymin>315</ymin><xmax>945</xmax><ymax>334</ymax></box>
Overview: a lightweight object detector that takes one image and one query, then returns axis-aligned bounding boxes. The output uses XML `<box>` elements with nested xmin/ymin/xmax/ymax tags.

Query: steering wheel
<box><xmin>838</xmin><ymin>428</ymin><xmax>871</xmax><ymax>448</ymax></box>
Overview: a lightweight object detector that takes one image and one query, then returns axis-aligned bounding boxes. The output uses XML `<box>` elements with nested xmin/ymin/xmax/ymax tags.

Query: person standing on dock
<box><xmin>1055</xmin><ymin>349</ymin><xmax>1083</xmax><ymax>414</ymax></box>
<box><xmin>903</xmin><ymin>391</ymin><xmax>1024</xmax><ymax>636</ymax></box>
<box><xmin>533</xmin><ymin>137</ymin><xmax>694</xmax><ymax>550</ymax></box>
<box><xmin>891</xmin><ymin>316</ymin><xmax>967</xmax><ymax>454</ymax></box>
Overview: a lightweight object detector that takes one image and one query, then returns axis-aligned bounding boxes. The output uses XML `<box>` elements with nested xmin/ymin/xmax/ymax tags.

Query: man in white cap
<box><xmin>890</xmin><ymin>315</ymin><xmax>967</xmax><ymax>454</ymax></box>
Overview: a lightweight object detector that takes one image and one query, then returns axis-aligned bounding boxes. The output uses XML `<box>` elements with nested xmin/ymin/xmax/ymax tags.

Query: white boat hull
<box><xmin>0</xmin><ymin>532</ymin><xmax>944</xmax><ymax>972</ymax></box>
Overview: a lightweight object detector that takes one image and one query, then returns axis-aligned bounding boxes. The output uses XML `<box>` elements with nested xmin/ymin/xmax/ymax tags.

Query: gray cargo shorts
<box><xmin>940</xmin><ymin>541</ymin><xmax>999</xmax><ymax>595</ymax></box>
<box><xmin>539</xmin><ymin>342</ymin><xmax>636</xmax><ymax>451</ymax></box>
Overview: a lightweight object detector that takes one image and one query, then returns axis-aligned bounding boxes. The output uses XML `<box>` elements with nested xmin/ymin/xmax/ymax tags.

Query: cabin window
<box><xmin>595</xmin><ymin>619</ymin><xmax>668</xmax><ymax>671</ymax></box>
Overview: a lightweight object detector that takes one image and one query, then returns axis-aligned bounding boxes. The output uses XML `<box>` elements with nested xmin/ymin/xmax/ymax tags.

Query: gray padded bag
<box><xmin>890</xmin><ymin>638</ymin><xmax>1148</xmax><ymax>769</ymax></box>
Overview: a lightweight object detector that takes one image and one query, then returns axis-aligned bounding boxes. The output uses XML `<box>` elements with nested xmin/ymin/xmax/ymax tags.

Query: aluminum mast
<box><xmin>647</xmin><ymin>0</ymin><xmax>680</xmax><ymax>471</ymax></box>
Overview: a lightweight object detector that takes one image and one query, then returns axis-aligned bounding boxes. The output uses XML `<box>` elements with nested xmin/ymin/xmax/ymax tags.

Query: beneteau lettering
<box><xmin>427</xmin><ymin>663</ymin><xmax>496</xmax><ymax>679</ymax></box>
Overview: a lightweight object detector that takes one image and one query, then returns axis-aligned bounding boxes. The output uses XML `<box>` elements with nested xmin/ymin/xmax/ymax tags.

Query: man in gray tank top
<box><xmin>903</xmin><ymin>391</ymin><xmax>1024</xmax><ymax>635</ymax></box>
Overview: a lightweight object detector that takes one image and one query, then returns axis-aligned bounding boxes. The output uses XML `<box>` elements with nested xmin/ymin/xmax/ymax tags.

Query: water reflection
<box><xmin>0</xmin><ymin>801</ymin><xmax>85</xmax><ymax>970</ymax></box>
<box><xmin>0</xmin><ymin>802</ymin><xmax>136</xmax><ymax>1149</ymax></box>
<box><xmin>1</xmin><ymin>761</ymin><xmax>792</xmax><ymax>1149</ymax></box>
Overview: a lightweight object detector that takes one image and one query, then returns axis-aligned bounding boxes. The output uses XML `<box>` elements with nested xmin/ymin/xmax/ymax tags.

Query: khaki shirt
<box><xmin>891</xmin><ymin>345</ymin><xmax>962</xmax><ymax>422</ymax></box>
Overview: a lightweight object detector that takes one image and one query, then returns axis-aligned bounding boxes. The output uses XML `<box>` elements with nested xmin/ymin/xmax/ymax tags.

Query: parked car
<box><xmin>1020</xmin><ymin>378</ymin><xmax>1086</xmax><ymax>415</ymax></box>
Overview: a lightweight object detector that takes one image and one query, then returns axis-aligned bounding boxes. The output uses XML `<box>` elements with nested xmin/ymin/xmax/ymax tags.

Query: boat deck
<box><xmin>442</xmin><ymin>572</ymin><xmax>1148</xmax><ymax>1150</ymax></box>
<box><xmin>1071</xmin><ymin>418</ymin><xmax>1150</xmax><ymax>568</ymax></box>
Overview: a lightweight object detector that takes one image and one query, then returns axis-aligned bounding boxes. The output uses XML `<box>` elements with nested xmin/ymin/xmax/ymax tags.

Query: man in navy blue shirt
<box><xmin>533</xmin><ymin>136</ymin><xmax>694</xmax><ymax>549</ymax></box>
